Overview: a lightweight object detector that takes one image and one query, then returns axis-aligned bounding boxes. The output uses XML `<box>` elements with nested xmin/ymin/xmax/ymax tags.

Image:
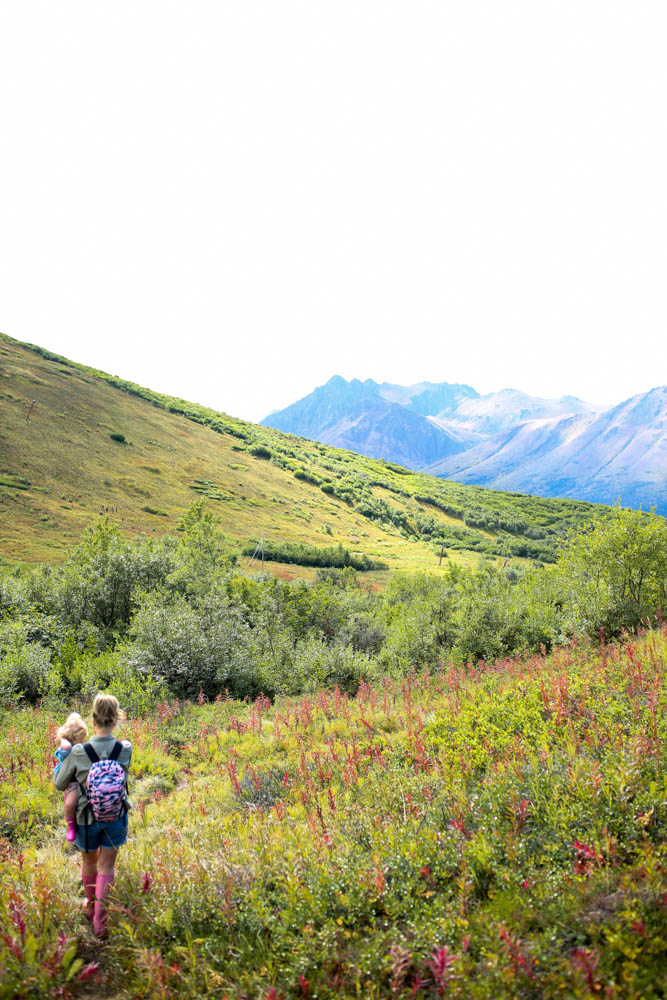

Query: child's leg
<box><xmin>63</xmin><ymin>785</ymin><xmax>78</xmax><ymax>820</ymax></box>
<box><xmin>63</xmin><ymin>783</ymin><xmax>78</xmax><ymax>841</ymax></box>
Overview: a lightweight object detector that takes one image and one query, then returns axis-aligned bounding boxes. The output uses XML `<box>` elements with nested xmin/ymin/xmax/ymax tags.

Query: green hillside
<box><xmin>0</xmin><ymin>333</ymin><xmax>602</xmax><ymax>569</ymax></box>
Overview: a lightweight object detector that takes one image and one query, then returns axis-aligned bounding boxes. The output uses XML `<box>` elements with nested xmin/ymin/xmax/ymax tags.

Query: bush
<box><xmin>49</xmin><ymin>519</ymin><xmax>174</xmax><ymax>638</ymax></box>
<box><xmin>558</xmin><ymin>504</ymin><xmax>667</xmax><ymax>638</ymax></box>
<box><xmin>128</xmin><ymin>590</ymin><xmax>254</xmax><ymax>700</ymax></box>
<box><xmin>0</xmin><ymin>621</ymin><xmax>51</xmax><ymax>705</ymax></box>
<box><xmin>262</xmin><ymin>636</ymin><xmax>374</xmax><ymax>695</ymax></box>
<box><xmin>109</xmin><ymin>432</ymin><xmax>126</xmax><ymax>443</ymax></box>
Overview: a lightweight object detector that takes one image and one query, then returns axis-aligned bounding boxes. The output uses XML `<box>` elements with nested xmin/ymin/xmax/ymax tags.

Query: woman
<box><xmin>53</xmin><ymin>693</ymin><xmax>132</xmax><ymax>937</ymax></box>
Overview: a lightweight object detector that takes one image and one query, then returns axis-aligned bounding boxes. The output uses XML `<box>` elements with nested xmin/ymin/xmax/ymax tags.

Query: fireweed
<box><xmin>0</xmin><ymin>629</ymin><xmax>665</xmax><ymax>998</ymax></box>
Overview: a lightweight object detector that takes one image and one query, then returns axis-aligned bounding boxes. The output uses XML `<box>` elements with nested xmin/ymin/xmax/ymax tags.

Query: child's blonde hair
<box><xmin>57</xmin><ymin>712</ymin><xmax>88</xmax><ymax>745</ymax></box>
<box><xmin>92</xmin><ymin>693</ymin><xmax>125</xmax><ymax>730</ymax></box>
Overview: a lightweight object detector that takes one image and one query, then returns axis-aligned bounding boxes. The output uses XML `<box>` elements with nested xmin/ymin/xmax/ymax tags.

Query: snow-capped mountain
<box><xmin>262</xmin><ymin>379</ymin><xmax>667</xmax><ymax>514</ymax></box>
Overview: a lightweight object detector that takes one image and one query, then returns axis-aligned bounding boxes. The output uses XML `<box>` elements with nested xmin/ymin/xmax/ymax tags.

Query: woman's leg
<box><xmin>81</xmin><ymin>848</ymin><xmax>99</xmax><ymax>920</ymax></box>
<box><xmin>93</xmin><ymin>847</ymin><xmax>118</xmax><ymax>938</ymax></box>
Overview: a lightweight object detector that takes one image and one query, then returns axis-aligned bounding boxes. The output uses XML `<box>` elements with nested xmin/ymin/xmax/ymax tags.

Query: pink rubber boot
<box><xmin>82</xmin><ymin>873</ymin><xmax>96</xmax><ymax>921</ymax></box>
<box><xmin>93</xmin><ymin>874</ymin><xmax>114</xmax><ymax>938</ymax></box>
<box><xmin>66</xmin><ymin>818</ymin><xmax>77</xmax><ymax>842</ymax></box>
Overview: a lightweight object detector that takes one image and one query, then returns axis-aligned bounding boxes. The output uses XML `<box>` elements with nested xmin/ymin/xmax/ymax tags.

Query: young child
<box><xmin>54</xmin><ymin>712</ymin><xmax>88</xmax><ymax>842</ymax></box>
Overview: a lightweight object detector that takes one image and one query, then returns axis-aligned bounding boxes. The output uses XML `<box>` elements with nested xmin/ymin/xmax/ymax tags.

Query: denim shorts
<box><xmin>75</xmin><ymin>813</ymin><xmax>128</xmax><ymax>852</ymax></box>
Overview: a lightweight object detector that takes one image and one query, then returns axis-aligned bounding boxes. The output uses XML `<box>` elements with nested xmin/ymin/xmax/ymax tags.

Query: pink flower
<box><xmin>428</xmin><ymin>945</ymin><xmax>457</xmax><ymax>994</ymax></box>
<box><xmin>77</xmin><ymin>962</ymin><xmax>100</xmax><ymax>981</ymax></box>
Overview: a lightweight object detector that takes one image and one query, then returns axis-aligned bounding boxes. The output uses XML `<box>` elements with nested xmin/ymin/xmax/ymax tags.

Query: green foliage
<box><xmin>559</xmin><ymin>503</ymin><xmax>667</xmax><ymax>638</ymax></box>
<box><xmin>2</xmin><ymin>507</ymin><xmax>666</xmax><ymax>710</ymax></box>
<box><xmin>0</xmin><ymin>621</ymin><xmax>51</xmax><ymax>706</ymax></box>
<box><xmin>0</xmin><ymin>473</ymin><xmax>30</xmax><ymax>490</ymax></box>
<box><xmin>46</xmin><ymin>518</ymin><xmax>174</xmax><ymax>639</ymax></box>
<box><xmin>128</xmin><ymin>589</ymin><xmax>253</xmax><ymax>700</ymax></box>
<box><xmin>293</xmin><ymin>467</ymin><xmax>322</xmax><ymax>485</ymax></box>
<box><xmin>169</xmin><ymin>501</ymin><xmax>238</xmax><ymax>596</ymax></box>
<box><xmin>242</xmin><ymin>538</ymin><xmax>388</xmax><ymax>571</ymax></box>
<box><xmin>141</xmin><ymin>505</ymin><xmax>168</xmax><ymax>517</ymax></box>
<box><xmin>109</xmin><ymin>432</ymin><xmax>126</xmax><ymax>443</ymax></box>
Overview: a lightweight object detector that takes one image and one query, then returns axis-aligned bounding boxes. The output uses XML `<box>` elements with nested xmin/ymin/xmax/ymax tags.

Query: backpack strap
<box><xmin>83</xmin><ymin>743</ymin><xmax>100</xmax><ymax>764</ymax></box>
<box><xmin>110</xmin><ymin>741</ymin><xmax>129</xmax><ymax>812</ymax></box>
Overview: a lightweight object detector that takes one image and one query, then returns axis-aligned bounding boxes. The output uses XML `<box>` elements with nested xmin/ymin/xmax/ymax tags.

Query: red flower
<box><xmin>571</xmin><ymin>947</ymin><xmax>599</xmax><ymax>992</ymax></box>
<box><xmin>428</xmin><ymin>945</ymin><xmax>457</xmax><ymax>994</ymax></box>
<box><xmin>77</xmin><ymin>962</ymin><xmax>100</xmax><ymax>981</ymax></box>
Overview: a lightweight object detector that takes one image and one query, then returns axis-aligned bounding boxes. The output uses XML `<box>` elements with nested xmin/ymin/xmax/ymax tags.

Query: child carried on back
<box><xmin>54</xmin><ymin>712</ymin><xmax>88</xmax><ymax>842</ymax></box>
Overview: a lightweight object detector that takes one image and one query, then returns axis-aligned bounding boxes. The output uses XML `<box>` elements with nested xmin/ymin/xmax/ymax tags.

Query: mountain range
<box><xmin>262</xmin><ymin>377</ymin><xmax>667</xmax><ymax>514</ymax></box>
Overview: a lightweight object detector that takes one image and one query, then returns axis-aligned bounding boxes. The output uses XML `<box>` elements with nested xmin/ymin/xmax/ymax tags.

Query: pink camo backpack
<box><xmin>82</xmin><ymin>741</ymin><xmax>128</xmax><ymax>823</ymax></box>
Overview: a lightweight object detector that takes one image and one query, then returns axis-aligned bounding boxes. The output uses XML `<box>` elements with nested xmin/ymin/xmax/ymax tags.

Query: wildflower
<box><xmin>409</xmin><ymin>973</ymin><xmax>425</xmax><ymax>996</ymax></box>
<box><xmin>571</xmin><ymin>947</ymin><xmax>599</xmax><ymax>993</ymax></box>
<box><xmin>428</xmin><ymin>945</ymin><xmax>457</xmax><ymax>995</ymax></box>
<box><xmin>573</xmin><ymin>839</ymin><xmax>599</xmax><ymax>875</ymax></box>
<box><xmin>499</xmin><ymin>927</ymin><xmax>534</xmax><ymax>979</ymax></box>
<box><xmin>2</xmin><ymin>934</ymin><xmax>22</xmax><ymax>961</ymax></box>
<box><xmin>141</xmin><ymin>871</ymin><xmax>153</xmax><ymax>893</ymax></box>
<box><xmin>8</xmin><ymin>897</ymin><xmax>26</xmax><ymax>938</ymax></box>
<box><xmin>76</xmin><ymin>962</ymin><xmax>100</xmax><ymax>981</ymax></box>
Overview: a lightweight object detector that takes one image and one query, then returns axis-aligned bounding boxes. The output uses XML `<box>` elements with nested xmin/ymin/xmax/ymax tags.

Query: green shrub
<box><xmin>559</xmin><ymin>503</ymin><xmax>667</xmax><ymax>637</ymax></box>
<box><xmin>241</xmin><ymin>539</ymin><xmax>387</xmax><ymax>571</ymax></box>
<box><xmin>0</xmin><ymin>621</ymin><xmax>51</xmax><ymax>705</ymax></box>
<box><xmin>128</xmin><ymin>590</ymin><xmax>254</xmax><ymax>700</ymax></box>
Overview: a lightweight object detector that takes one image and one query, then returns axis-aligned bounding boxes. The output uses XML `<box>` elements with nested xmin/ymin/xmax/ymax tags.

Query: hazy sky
<box><xmin>1</xmin><ymin>2</ymin><xmax>665</xmax><ymax>422</ymax></box>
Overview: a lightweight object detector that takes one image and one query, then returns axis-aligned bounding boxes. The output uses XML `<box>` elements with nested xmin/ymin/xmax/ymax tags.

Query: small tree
<box><xmin>169</xmin><ymin>501</ymin><xmax>237</xmax><ymax>597</ymax></box>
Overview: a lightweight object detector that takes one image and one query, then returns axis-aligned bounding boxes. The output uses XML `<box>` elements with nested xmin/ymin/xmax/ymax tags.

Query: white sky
<box><xmin>1</xmin><ymin>2</ymin><xmax>665</xmax><ymax>423</ymax></box>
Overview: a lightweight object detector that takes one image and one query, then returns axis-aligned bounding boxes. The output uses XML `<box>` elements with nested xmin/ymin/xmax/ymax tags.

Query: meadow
<box><xmin>1</xmin><ymin>626</ymin><xmax>665</xmax><ymax>999</ymax></box>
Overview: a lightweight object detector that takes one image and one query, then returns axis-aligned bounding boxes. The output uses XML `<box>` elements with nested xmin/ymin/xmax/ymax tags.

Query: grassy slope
<box><xmin>0</xmin><ymin>333</ymin><xmax>601</xmax><ymax>570</ymax></box>
<box><xmin>1</xmin><ymin>629</ymin><xmax>665</xmax><ymax>998</ymax></box>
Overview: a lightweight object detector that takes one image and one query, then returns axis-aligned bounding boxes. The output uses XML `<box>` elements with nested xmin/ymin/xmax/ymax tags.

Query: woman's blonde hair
<box><xmin>57</xmin><ymin>712</ymin><xmax>88</xmax><ymax>745</ymax></box>
<box><xmin>92</xmin><ymin>693</ymin><xmax>125</xmax><ymax>730</ymax></box>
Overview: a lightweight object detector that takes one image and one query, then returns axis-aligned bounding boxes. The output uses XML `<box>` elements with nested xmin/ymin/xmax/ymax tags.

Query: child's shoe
<box><xmin>66</xmin><ymin>818</ymin><xmax>77</xmax><ymax>842</ymax></box>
